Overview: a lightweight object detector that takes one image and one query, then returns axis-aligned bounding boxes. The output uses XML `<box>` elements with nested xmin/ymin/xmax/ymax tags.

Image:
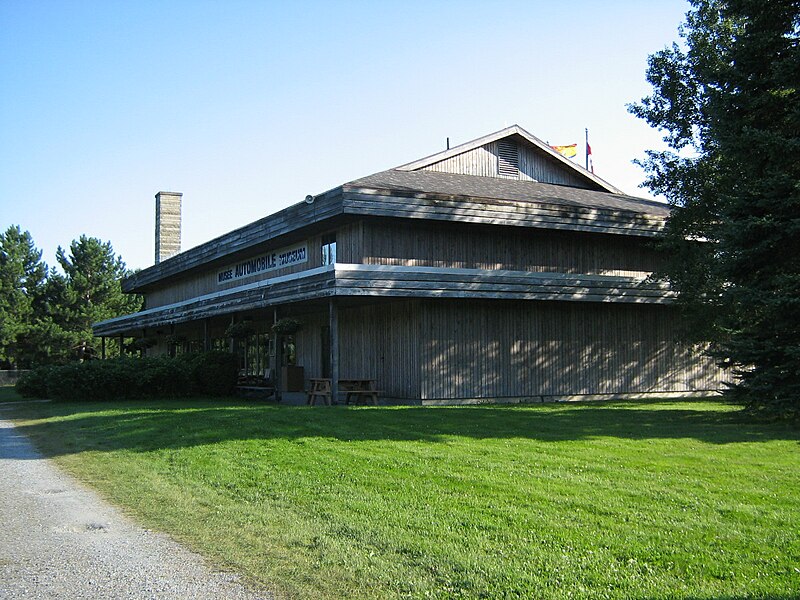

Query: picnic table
<box><xmin>306</xmin><ymin>378</ymin><xmax>381</xmax><ymax>406</ymax></box>
<box><xmin>307</xmin><ymin>378</ymin><xmax>332</xmax><ymax>406</ymax></box>
<box><xmin>339</xmin><ymin>379</ymin><xmax>380</xmax><ymax>405</ymax></box>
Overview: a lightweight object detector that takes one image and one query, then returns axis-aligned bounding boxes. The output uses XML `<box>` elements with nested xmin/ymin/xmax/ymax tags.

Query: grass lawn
<box><xmin>2</xmin><ymin>387</ymin><xmax>799</xmax><ymax>599</ymax></box>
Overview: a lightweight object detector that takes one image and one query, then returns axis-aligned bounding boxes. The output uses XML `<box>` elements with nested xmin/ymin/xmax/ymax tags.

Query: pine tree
<box><xmin>52</xmin><ymin>235</ymin><xmax>143</xmax><ymax>360</ymax></box>
<box><xmin>630</xmin><ymin>0</ymin><xmax>800</xmax><ymax>416</ymax></box>
<box><xmin>0</xmin><ymin>226</ymin><xmax>48</xmax><ymax>368</ymax></box>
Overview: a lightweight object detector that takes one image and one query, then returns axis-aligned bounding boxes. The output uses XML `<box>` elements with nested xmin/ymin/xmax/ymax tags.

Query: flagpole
<box><xmin>585</xmin><ymin>128</ymin><xmax>589</xmax><ymax>171</ymax></box>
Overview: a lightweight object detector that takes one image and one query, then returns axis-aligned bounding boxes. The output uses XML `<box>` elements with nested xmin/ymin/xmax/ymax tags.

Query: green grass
<box><xmin>3</xmin><ymin>389</ymin><xmax>799</xmax><ymax>599</ymax></box>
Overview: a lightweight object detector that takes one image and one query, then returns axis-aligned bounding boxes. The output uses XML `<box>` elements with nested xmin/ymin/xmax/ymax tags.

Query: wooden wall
<box><xmin>137</xmin><ymin>296</ymin><xmax>724</xmax><ymax>402</ymax></box>
<box><xmin>294</xmin><ymin>298</ymin><xmax>723</xmax><ymax>401</ymax></box>
<box><xmin>146</xmin><ymin>223</ymin><xmax>363</xmax><ymax>309</ymax></box>
<box><xmin>419</xmin><ymin>299</ymin><xmax>725</xmax><ymax>400</ymax></box>
<box><xmin>293</xmin><ymin>310</ymin><xmax>327</xmax><ymax>381</ymax></box>
<box><xmin>420</xmin><ymin>140</ymin><xmax>589</xmax><ymax>188</ymax></box>
<box><xmin>337</xmin><ymin>301</ymin><xmax>422</xmax><ymax>399</ymax></box>
<box><xmin>263</xmin><ymin>300</ymin><xmax>422</xmax><ymax>398</ymax></box>
<box><xmin>361</xmin><ymin>221</ymin><xmax>660</xmax><ymax>277</ymax></box>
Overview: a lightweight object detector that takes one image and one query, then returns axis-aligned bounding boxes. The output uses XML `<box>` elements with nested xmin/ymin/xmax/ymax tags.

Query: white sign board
<box><xmin>216</xmin><ymin>243</ymin><xmax>308</xmax><ymax>285</ymax></box>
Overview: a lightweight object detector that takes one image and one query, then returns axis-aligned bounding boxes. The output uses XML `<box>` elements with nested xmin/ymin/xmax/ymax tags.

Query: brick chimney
<box><xmin>155</xmin><ymin>191</ymin><xmax>182</xmax><ymax>264</ymax></box>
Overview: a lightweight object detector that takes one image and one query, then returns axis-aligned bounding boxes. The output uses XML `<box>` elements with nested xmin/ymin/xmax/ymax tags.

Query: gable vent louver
<box><xmin>497</xmin><ymin>140</ymin><xmax>519</xmax><ymax>178</ymax></box>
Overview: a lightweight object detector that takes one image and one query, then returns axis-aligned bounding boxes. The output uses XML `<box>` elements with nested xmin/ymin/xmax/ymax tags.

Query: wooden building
<box><xmin>94</xmin><ymin>125</ymin><xmax>725</xmax><ymax>403</ymax></box>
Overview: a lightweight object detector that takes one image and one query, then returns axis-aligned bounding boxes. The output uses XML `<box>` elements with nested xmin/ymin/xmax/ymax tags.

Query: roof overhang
<box><xmin>97</xmin><ymin>264</ymin><xmax>675</xmax><ymax>337</ymax></box>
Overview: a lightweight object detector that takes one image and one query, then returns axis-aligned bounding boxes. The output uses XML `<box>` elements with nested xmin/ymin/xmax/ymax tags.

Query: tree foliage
<box><xmin>0</xmin><ymin>229</ymin><xmax>142</xmax><ymax>367</ymax></box>
<box><xmin>0</xmin><ymin>226</ymin><xmax>48</xmax><ymax>367</ymax></box>
<box><xmin>630</xmin><ymin>0</ymin><xmax>800</xmax><ymax>416</ymax></box>
<box><xmin>50</xmin><ymin>236</ymin><xmax>143</xmax><ymax>359</ymax></box>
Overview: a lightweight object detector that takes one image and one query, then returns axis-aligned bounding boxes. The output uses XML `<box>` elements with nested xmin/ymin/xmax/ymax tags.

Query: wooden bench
<box><xmin>306</xmin><ymin>378</ymin><xmax>382</xmax><ymax>406</ymax></box>
<box><xmin>307</xmin><ymin>378</ymin><xmax>332</xmax><ymax>406</ymax></box>
<box><xmin>236</xmin><ymin>368</ymin><xmax>275</xmax><ymax>400</ymax></box>
<box><xmin>235</xmin><ymin>385</ymin><xmax>275</xmax><ymax>400</ymax></box>
<box><xmin>339</xmin><ymin>378</ymin><xmax>381</xmax><ymax>405</ymax></box>
<box><xmin>343</xmin><ymin>389</ymin><xmax>383</xmax><ymax>406</ymax></box>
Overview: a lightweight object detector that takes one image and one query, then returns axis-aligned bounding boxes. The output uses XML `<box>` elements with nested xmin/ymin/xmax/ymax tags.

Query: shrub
<box><xmin>138</xmin><ymin>356</ymin><xmax>192</xmax><ymax>398</ymax></box>
<box><xmin>16</xmin><ymin>365</ymin><xmax>57</xmax><ymax>398</ymax></box>
<box><xmin>183</xmin><ymin>350</ymin><xmax>239</xmax><ymax>396</ymax></box>
<box><xmin>16</xmin><ymin>351</ymin><xmax>240</xmax><ymax>401</ymax></box>
<box><xmin>47</xmin><ymin>360</ymin><xmax>140</xmax><ymax>402</ymax></box>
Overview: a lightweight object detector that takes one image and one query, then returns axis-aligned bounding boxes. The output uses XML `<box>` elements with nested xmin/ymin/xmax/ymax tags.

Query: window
<box><xmin>322</xmin><ymin>234</ymin><xmax>337</xmax><ymax>265</ymax></box>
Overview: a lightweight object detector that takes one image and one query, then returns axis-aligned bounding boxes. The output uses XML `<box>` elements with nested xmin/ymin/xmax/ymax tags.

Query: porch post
<box><xmin>329</xmin><ymin>299</ymin><xmax>339</xmax><ymax>404</ymax></box>
<box><xmin>273</xmin><ymin>308</ymin><xmax>281</xmax><ymax>402</ymax></box>
<box><xmin>101</xmin><ymin>337</ymin><xmax>106</xmax><ymax>360</ymax></box>
<box><xmin>118</xmin><ymin>334</ymin><xmax>124</xmax><ymax>357</ymax></box>
<box><xmin>203</xmin><ymin>318</ymin><xmax>210</xmax><ymax>351</ymax></box>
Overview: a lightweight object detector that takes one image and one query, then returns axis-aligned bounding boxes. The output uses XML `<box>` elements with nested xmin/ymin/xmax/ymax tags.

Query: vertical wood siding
<box><xmin>420</xmin><ymin>300</ymin><xmax>725</xmax><ymax>400</ymax></box>
<box><xmin>294</xmin><ymin>311</ymin><xmax>326</xmax><ymax>381</ymax></box>
<box><xmin>143</xmin><ymin>298</ymin><xmax>724</xmax><ymax>402</ymax></box>
<box><xmin>421</xmin><ymin>141</ymin><xmax>592</xmax><ymax>188</ymax></box>
<box><xmin>337</xmin><ymin>300</ymin><xmax>421</xmax><ymax>399</ymax></box>
<box><xmin>362</xmin><ymin>221</ymin><xmax>660</xmax><ymax>277</ymax></box>
<box><xmin>422</xmin><ymin>142</ymin><xmax>499</xmax><ymax>177</ymax></box>
<box><xmin>146</xmin><ymin>223</ymin><xmax>363</xmax><ymax>308</ymax></box>
<box><xmin>517</xmin><ymin>144</ymin><xmax>589</xmax><ymax>187</ymax></box>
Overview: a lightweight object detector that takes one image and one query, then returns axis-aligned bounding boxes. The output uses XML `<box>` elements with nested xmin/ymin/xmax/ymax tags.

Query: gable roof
<box><xmin>346</xmin><ymin>169</ymin><xmax>668</xmax><ymax>217</ymax></box>
<box><xmin>122</xmin><ymin>125</ymin><xmax>664</xmax><ymax>293</ymax></box>
<box><xmin>394</xmin><ymin>124</ymin><xmax>623</xmax><ymax>194</ymax></box>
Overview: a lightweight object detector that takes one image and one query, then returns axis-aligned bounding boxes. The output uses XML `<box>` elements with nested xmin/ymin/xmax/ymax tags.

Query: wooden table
<box><xmin>307</xmin><ymin>378</ymin><xmax>332</xmax><ymax>406</ymax></box>
<box><xmin>339</xmin><ymin>379</ymin><xmax>380</xmax><ymax>405</ymax></box>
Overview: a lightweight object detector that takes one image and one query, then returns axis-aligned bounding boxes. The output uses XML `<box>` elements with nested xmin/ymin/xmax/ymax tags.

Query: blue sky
<box><xmin>1</xmin><ymin>0</ymin><xmax>689</xmax><ymax>271</ymax></box>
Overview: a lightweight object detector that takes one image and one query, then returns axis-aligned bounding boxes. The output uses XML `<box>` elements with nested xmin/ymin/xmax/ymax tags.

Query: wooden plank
<box><xmin>329</xmin><ymin>300</ymin><xmax>339</xmax><ymax>403</ymax></box>
<box><xmin>416</xmin><ymin>300</ymin><xmax>727</xmax><ymax>400</ymax></box>
<box><xmin>360</xmin><ymin>223</ymin><xmax>660</xmax><ymax>278</ymax></box>
<box><xmin>343</xmin><ymin>188</ymin><xmax>666</xmax><ymax>221</ymax></box>
<box><xmin>123</xmin><ymin>191</ymin><xmax>345</xmax><ymax>292</ymax></box>
<box><xmin>343</xmin><ymin>202</ymin><xmax>663</xmax><ymax>238</ymax></box>
<box><xmin>344</xmin><ymin>201</ymin><xmax>663</xmax><ymax>232</ymax></box>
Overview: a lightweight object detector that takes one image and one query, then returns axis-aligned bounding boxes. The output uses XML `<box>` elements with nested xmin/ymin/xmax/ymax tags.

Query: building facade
<box><xmin>94</xmin><ymin>125</ymin><xmax>725</xmax><ymax>403</ymax></box>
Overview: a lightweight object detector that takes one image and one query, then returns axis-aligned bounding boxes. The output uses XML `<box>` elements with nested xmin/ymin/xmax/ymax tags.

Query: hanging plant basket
<box><xmin>272</xmin><ymin>318</ymin><xmax>303</xmax><ymax>335</ymax></box>
<box><xmin>225</xmin><ymin>322</ymin><xmax>256</xmax><ymax>339</ymax></box>
<box><xmin>164</xmin><ymin>334</ymin><xmax>187</xmax><ymax>346</ymax></box>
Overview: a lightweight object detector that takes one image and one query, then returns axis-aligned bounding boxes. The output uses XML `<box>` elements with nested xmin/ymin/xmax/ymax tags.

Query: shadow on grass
<box><xmin>665</xmin><ymin>597</ymin><xmax>798</xmax><ymax>600</ymax></box>
<box><xmin>2</xmin><ymin>396</ymin><xmax>799</xmax><ymax>460</ymax></box>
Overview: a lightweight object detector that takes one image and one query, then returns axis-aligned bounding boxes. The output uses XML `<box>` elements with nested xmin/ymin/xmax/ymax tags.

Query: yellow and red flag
<box><xmin>550</xmin><ymin>143</ymin><xmax>578</xmax><ymax>159</ymax></box>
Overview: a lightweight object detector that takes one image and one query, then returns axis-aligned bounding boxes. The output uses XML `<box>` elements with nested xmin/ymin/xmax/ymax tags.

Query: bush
<box><xmin>47</xmin><ymin>359</ymin><xmax>140</xmax><ymax>402</ymax></box>
<box><xmin>16</xmin><ymin>351</ymin><xmax>239</xmax><ymax>402</ymax></box>
<box><xmin>138</xmin><ymin>356</ymin><xmax>192</xmax><ymax>399</ymax></box>
<box><xmin>181</xmin><ymin>350</ymin><xmax>239</xmax><ymax>396</ymax></box>
<box><xmin>16</xmin><ymin>365</ymin><xmax>57</xmax><ymax>398</ymax></box>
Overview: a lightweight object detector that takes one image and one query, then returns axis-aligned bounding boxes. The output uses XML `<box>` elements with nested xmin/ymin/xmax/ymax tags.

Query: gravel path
<box><xmin>0</xmin><ymin>415</ymin><xmax>275</xmax><ymax>599</ymax></box>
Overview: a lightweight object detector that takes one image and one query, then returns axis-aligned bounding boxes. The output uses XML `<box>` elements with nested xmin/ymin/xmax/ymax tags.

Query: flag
<box><xmin>587</xmin><ymin>142</ymin><xmax>594</xmax><ymax>173</ymax></box>
<box><xmin>550</xmin><ymin>144</ymin><xmax>577</xmax><ymax>159</ymax></box>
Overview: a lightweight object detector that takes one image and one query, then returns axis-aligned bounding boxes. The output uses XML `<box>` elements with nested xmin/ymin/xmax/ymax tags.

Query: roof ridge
<box><xmin>392</xmin><ymin>125</ymin><xmax>623</xmax><ymax>194</ymax></box>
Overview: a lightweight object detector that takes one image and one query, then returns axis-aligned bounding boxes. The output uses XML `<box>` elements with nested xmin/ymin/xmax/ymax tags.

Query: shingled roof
<box><xmin>122</xmin><ymin>125</ymin><xmax>668</xmax><ymax>292</ymax></box>
<box><xmin>346</xmin><ymin>169</ymin><xmax>669</xmax><ymax>217</ymax></box>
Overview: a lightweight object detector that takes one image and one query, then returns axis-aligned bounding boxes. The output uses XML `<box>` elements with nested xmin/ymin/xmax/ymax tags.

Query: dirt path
<box><xmin>0</xmin><ymin>416</ymin><xmax>275</xmax><ymax>599</ymax></box>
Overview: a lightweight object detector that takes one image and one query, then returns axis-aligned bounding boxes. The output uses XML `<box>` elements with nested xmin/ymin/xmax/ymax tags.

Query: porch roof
<box><xmin>96</xmin><ymin>264</ymin><xmax>675</xmax><ymax>337</ymax></box>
